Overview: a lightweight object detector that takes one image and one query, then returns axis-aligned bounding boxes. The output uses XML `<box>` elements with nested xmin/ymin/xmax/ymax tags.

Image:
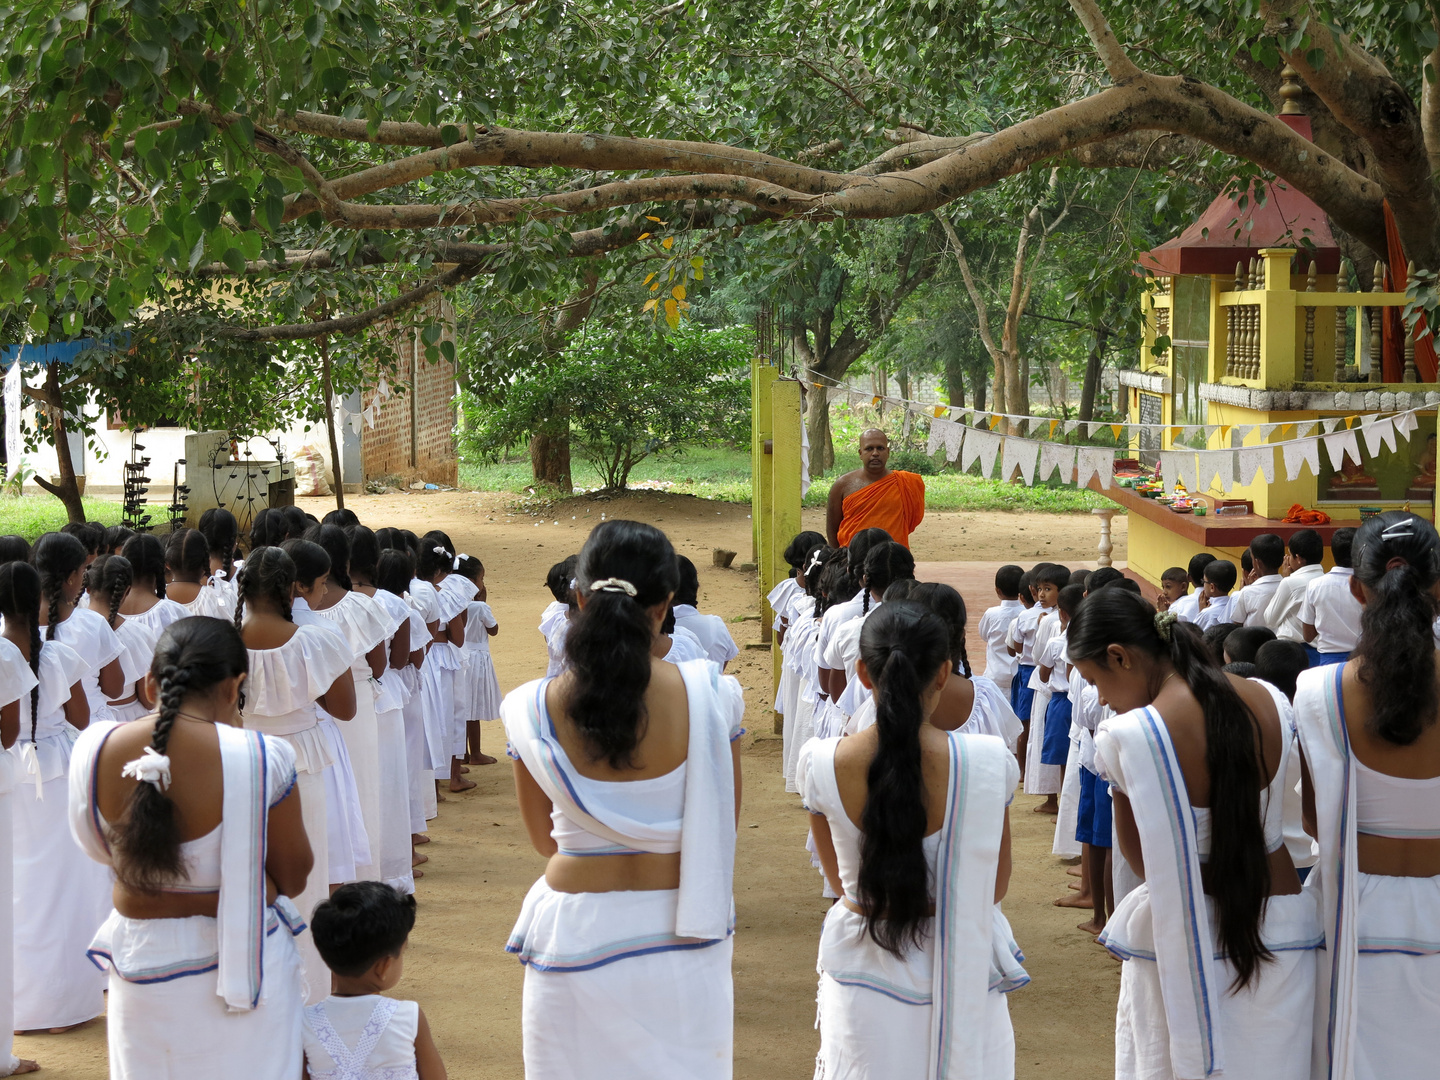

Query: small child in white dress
<box><xmin>304</xmin><ymin>882</ymin><xmax>446</xmax><ymax>1080</ymax></box>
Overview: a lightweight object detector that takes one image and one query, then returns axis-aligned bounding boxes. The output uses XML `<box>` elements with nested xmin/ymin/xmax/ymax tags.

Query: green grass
<box><xmin>0</xmin><ymin>494</ymin><xmax>127</xmax><ymax>540</ymax></box>
<box><xmin>461</xmin><ymin>444</ymin><xmax>1117</xmax><ymax>514</ymax></box>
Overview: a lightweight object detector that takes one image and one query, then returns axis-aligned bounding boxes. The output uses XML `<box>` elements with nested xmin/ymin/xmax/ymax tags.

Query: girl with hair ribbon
<box><xmin>70</xmin><ymin>616</ymin><xmax>313</xmax><ymax>1078</ymax></box>
<box><xmin>501</xmin><ymin>520</ymin><xmax>745</xmax><ymax>1080</ymax></box>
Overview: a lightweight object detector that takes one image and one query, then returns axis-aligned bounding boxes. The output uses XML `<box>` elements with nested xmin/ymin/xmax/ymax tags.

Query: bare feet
<box><xmin>1033</xmin><ymin>797</ymin><xmax>1059</xmax><ymax>814</ymax></box>
<box><xmin>1076</xmin><ymin>918</ymin><xmax>1106</xmax><ymax>936</ymax></box>
<box><xmin>18</xmin><ymin>1023</ymin><xmax>84</xmax><ymax>1035</ymax></box>
<box><xmin>413</xmin><ymin>868</ymin><xmax>424</xmax><ymax>879</ymax></box>
<box><xmin>412</xmin><ymin>833</ymin><xmax>431</xmax><ymax>846</ymax></box>
<box><xmin>1054</xmin><ymin>893</ymin><xmax>1094</xmax><ymax>909</ymax></box>
<box><xmin>412</xmin><ymin>851</ymin><xmax>429</xmax><ymax>867</ymax></box>
<box><xmin>1068</xmin><ymin>881</ymin><xmax>1081</xmax><ymax>891</ymax></box>
<box><xmin>434</xmin><ymin>791</ymin><xmax>448</xmax><ymax>802</ymax></box>
<box><xmin>458</xmin><ymin>764</ymin><xmax>471</xmax><ymax>774</ymax></box>
<box><xmin>13</xmin><ymin>1060</ymin><xmax>39</xmax><ymax>1074</ymax></box>
<box><xmin>448</xmin><ymin>777</ymin><xmax>477</xmax><ymax>793</ymax></box>
<box><xmin>1066</xmin><ymin>865</ymin><xmax>1082</xmax><ymax>877</ymax></box>
<box><xmin>468</xmin><ymin>752</ymin><xmax>498</xmax><ymax>765</ymax></box>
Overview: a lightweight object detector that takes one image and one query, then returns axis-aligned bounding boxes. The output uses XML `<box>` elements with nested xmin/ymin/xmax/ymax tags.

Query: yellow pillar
<box><xmin>768</xmin><ymin>380</ymin><xmax>803</xmax><ymax>732</ymax></box>
<box><xmin>1258</xmin><ymin>248</ymin><xmax>1298</xmax><ymax>385</ymax></box>
<box><xmin>751</xmin><ymin>359</ymin><xmax>776</xmax><ymax>566</ymax></box>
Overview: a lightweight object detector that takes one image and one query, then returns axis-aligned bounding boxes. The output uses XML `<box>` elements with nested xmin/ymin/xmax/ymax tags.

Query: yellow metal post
<box><xmin>751</xmin><ymin>358</ymin><xmax>777</xmax><ymax>633</ymax></box>
<box><xmin>768</xmin><ymin>379</ymin><xmax>803</xmax><ymax>733</ymax></box>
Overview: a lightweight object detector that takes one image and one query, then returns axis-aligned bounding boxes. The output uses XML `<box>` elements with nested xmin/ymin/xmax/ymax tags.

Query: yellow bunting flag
<box><xmin>1110</xmin><ymin>424</ymin><xmax>1123</xmax><ymax>439</ymax></box>
<box><xmin>1168</xmin><ymin>427</ymin><xmax>1181</xmax><ymax>441</ymax></box>
<box><xmin>1345</xmin><ymin>415</ymin><xmax>1358</xmax><ymax>429</ymax></box>
<box><xmin>872</xmin><ymin>396</ymin><xmax>882</xmax><ymax>406</ymax></box>
<box><xmin>1049</xmin><ymin>420</ymin><xmax>1060</xmax><ymax>436</ymax></box>
<box><xmin>1220</xmin><ymin>426</ymin><xmax>1231</xmax><ymax>440</ymax></box>
<box><xmin>988</xmin><ymin>414</ymin><xmax>1002</xmax><ymax>430</ymax></box>
<box><xmin>933</xmin><ymin>406</ymin><xmax>946</xmax><ymax>418</ymax></box>
<box><xmin>1281</xmin><ymin>424</ymin><xmax>1295</xmax><ymax>436</ymax></box>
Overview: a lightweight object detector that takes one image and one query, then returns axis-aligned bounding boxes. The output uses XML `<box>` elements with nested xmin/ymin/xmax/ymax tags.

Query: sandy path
<box><xmin>18</xmin><ymin>491</ymin><xmax>1126</xmax><ymax>1078</ymax></box>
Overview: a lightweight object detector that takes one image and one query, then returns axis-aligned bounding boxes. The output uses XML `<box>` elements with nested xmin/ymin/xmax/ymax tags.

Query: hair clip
<box><xmin>1153</xmin><ymin>609</ymin><xmax>1178</xmax><ymax>643</ymax></box>
<box><xmin>1380</xmin><ymin>518</ymin><xmax>1416</xmax><ymax>542</ymax></box>
<box><xmin>590</xmin><ymin>578</ymin><xmax>638</xmax><ymax>597</ymax></box>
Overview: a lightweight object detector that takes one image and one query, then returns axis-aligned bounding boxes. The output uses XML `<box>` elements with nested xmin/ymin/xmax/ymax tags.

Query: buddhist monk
<box><xmin>826</xmin><ymin>428</ymin><xmax>926</xmax><ymax>548</ymax></box>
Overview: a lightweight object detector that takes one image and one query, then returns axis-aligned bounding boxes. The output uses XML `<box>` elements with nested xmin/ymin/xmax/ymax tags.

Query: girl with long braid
<box><xmin>828</xmin><ymin>541</ymin><xmax>916</xmax><ymax>726</ymax></box>
<box><xmin>303</xmin><ymin>525</ymin><xmax>395</xmax><ymax>885</ymax></box>
<box><xmin>1073</xmin><ymin>588</ymin><xmax>1319</xmax><ymax>1080</ymax></box>
<box><xmin>1</xmin><ymin>561</ymin><xmax>107</xmax><ymax>1034</ymax></box>
<box><xmin>801</xmin><ymin>600</ymin><xmax>1024</xmax><ymax>1077</ymax></box>
<box><xmin>503</xmin><ymin>520</ymin><xmax>744</xmax><ymax>1080</ymax></box>
<box><xmin>1295</xmin><ymin>512</ymin><xmax>1440</xmax><ymax>1078</ymax></box>
<box><xmin>83</xmin><ymin>555</ymin><xmax>155</xmax><ymax>720</ymax></box>
<box><xmin>234</xmin><ymin>545</ymin><xmax>355</xmax><ymax>1004</ymax></box>
<box><xmin>0</xmin><ymin>569</ymin><xmax>41</xmax><ymax>1075</ymax></box>
<box><xmin>34</xmin><ymin>532</ymin><xmax>128</xmax><ymax>724</ymax></box>
<box><xmin>118</xmin><ymin>532</ymin><xmax>189</xmax><ymax>637</ymax></box>
<box><xmin>70</xmin><ymin>617</ymin><xmax>313</xmax><ymax>1078</ymax></box>
<box><xmin>413</xmin><ymin>532</ymin><xmax>471</xmax><ymax>794</ymax></box>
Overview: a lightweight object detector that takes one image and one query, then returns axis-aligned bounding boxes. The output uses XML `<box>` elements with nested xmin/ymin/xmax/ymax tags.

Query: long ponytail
<box><xmin>1352</xmin><ymin>512</ymin><xmax>1440</xmax><ymax>745</ymax></box>
<box><xmin>855</xmin><ymin>600</ymin><xmax>951</xmax><ymax>956</ymax></box>
<box><xmin>111</xmin><ymin>618</ymin><xmax>249</xmax><ymax>892</ymax></box>
<box><xmin>33</xmin><ymin>531</ymin><xmax>87</xmax><ymax>641</ymax></box>
<box><xmin>1068</xmin><ymin>588</ymin><xmax>1272</xmax><ymax>988</ymax></box>
<box><xmin>565</xmin><ymin>520</ymin><xmax>679</xmax><ymax>769</ymax></box>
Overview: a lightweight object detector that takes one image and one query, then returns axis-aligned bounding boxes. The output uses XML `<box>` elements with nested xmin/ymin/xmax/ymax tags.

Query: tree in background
<box><xmin>462</xmin><ymin>322</ymin><xmax>749</xmax><ymax>493</ymax></box>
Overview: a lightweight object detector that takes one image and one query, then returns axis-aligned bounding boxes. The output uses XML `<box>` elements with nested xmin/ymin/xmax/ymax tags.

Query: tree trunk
<box><xmin>319</xmin><ymin>336</ymin><xmax>345</xmax><ymax>511</ymax></box>
<box><xmin>1078</xmin><ymin>327</ymin><xmax>1108</xmax><ymax>423</ymax></box>
<box><xmin>974</xmin><ymin>372</ymin><xmax>987</xmax><ymax>412</ymax></box>
<box><xmin>31</xmin><ymin>363</ymin><xmax>86</xmax><ymax>525</ymax></box>
<box><xmin>530</xmin><ymin>424</ymin><xmax>573</xmax><ymax>492</ymax></box>
<box><xmin>944</xmin><ymin>357</ymin><xmax>966</xmax><ymax>408</ymax></box>
<box><xmin>806</xmin><ymin>388</ymin><xmax>835</xmax><ymax>475</ymax></box>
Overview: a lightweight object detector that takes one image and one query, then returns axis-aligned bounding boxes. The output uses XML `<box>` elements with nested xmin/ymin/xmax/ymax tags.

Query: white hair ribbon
<box><xmin>433</xmin><ymin>545</ymin><xmax>450</xmax><ymax>557</ymax></box>
<box><xmin>121</xmin><ymin>746</ymin><xmax>173</xmax><ymax>792</ymax></box>
<box><xmin>590</xmin><ymin>578</ymin><xmax>638</xmax><ymax>597</ymax></box>
<box><xmin>452</xmin><ymin>552</ymin><xmax>470</xmax><ymax>570</ymax></box>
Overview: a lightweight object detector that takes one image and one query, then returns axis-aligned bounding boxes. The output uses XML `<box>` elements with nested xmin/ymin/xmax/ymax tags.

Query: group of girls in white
<box><xmin>0</xmin><ymin>502</ymin><xmax>506</xmax><ymax>1077</ymax></box>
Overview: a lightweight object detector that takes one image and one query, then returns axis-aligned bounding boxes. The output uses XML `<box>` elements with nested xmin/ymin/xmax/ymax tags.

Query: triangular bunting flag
<box><xmin>927</xmin><ymin>419</ymin><xmax>948</xmax><ymax>459</ymax></box>
<box><xmin>1360</xmin><ymin>417</ymin><xmax>1397</xmax><ymax>457</ymax></box>
<box><xmin>1064</xmin><ymin>420</ymin><xmax>1080</xmax><ymax>435</ymax></box>
<box><xmin>1395</xmin><ymin>410</ymin><xmax>1420</xmax><ymax>441</ymax></box>
<box><xmin>1321</xmin><ymin>418</ymin><xmax>1342</xmax><ymax>434</ymax></box>
<box><xmin>970</xmin><ymin>429</ymin><xmax>1002</xmax><ymax>477</ymax></box>
<box><xmin>944</xmin><ymin>420</ymin><xmax>966</xmax><ymax>462</ymax></box>
<box><xmin>362</xmin><ymin>406</ymin><xmax>376</xmax><ymax>429</ymax></box>
<box><xmin>1196</xmin><ymin>450</ymin><xmax>1234</xmax><ymax>493</ymax></box>
<box><xmin>1323</xmin><ymin>429</ymin><xmax>1362</xmax><ymax>470</ymax></box>
<box><xmin>1002</xmin><ymin>436</ymin><xmax>1040</xmax><ymax>486</ymax></box>
<box><xmin>1259</xmin><ymin>424</ymin><xmax>1278</xmax><ymax>439</ymax></box>
<box><xmin>1234</xmin><ymin>425</ymin><xmax>1254</xmax><ymax>443</ymax></box>
<box><xmin>1282</xmin><ymin>438</ymin><xmax>1321</xmax><ymax>481</ymax></box>
<box><xmin>1237</xmin><ymin>446</ymin><xmax>1275</xmax><ymax>486</ymax></box>
<box><xmin>1075</xmin><ymin>448</ymin><xmax>1114</xmax><ymax>489</ymax></box>
<box><xmin>1110</xmin><ymin>424</ymin><xmax>1124</xmax><ymax>440</ymax></box>
<box><xmin>1038</xmin><ymin>442</ymin><xmax>1076</xmax><ymax>483</ymax></box>
<box><xmin>932</xmin><ymin>405</ymin><xmax>946</xmax><ymax>418</ymax></box>
<box><xmin>1048</xmin><ymin>419</ymin><xmax>1060</xmax><ymax>437</ymax></box>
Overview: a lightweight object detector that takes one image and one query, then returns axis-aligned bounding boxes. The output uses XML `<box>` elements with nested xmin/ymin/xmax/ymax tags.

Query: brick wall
<box><xmin>362</xmin><ymin>294</ymin><xmax>458</xmax><ymax>486</ymax></box>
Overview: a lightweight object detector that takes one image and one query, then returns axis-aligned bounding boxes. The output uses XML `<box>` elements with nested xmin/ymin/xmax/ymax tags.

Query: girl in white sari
<box><xmin>236</xmin><ymin>546</ymin><xmax>355</xmax><ymax>1003</ymax></box>
<box><xmin>503</xmin><ymin>520</ymin><xmax>744</xmax><ymax>1080</ymax></box>
<box><xmin>802</xmin><ymin>600</ymin><xmax>1025</xmax><ymax>1080</ymax></box>
<box><xmin>1293</xmin><ymin>512</ymin><xmax>1440</xmax><ymax>1080</ymax></box>
<box><xmin>1</xmin><ymin>560</ymin><xmax>108</xmax><ymax>1034</ymax></box>
<box><xmin>1071</xmin><ymin>589</ymin><xmax>1321</xmax><ymax>1080</ymax></box>
<box><xmin>70</xmin><ymin>616</ymin><xmax>312</xmax><ymax>1079</ymax></box>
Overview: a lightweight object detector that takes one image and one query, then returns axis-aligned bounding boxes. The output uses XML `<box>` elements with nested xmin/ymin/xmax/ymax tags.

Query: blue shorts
<box><xmin>1075</xmin><ymin>767</ymin><xmax>1113</xmax><ymax>847</ymax></box>
<box><xmin>1303</xmin><ymin>645</ymin><xmax>1350</xmax><ymax>667</ymax></box>
<box><xmin>1011</xmin><ymin>666</ymin><xmax>1036</xmax><ymax>725</ymax></box>
<box><xmin>1041</xmin><ymin>693</ymin><xmax>1072</xmax><ymax>765</ymax></box>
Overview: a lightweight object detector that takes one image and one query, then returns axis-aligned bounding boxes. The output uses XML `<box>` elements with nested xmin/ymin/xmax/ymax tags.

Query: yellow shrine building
<box><xmin>1101</xmin><ymin>84</ymin><xmax>1435</xmax><ymax>586</ymax></box>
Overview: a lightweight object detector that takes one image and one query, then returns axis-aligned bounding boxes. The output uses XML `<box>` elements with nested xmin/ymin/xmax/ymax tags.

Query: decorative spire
<box><xmin>1279</xmin><ymin>63</ymin><xmax>1305</xmax><ymax>115</ymax></box>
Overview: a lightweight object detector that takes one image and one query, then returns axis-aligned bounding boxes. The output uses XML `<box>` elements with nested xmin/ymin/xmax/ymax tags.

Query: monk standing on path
<box><xmin>826</xmin><ymin>428</ymin><xmax>926</xmax><ymax>549</ymax></box>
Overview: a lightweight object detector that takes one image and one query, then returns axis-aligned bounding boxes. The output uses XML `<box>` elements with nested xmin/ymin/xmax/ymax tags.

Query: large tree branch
<box><xmin>934</xmin><ymin>211</ymin><xmax>1002</xmax><ymax>364</ymax></box>
<box><xmin>1068</xmin><ymin>0</ymin><xmax>1142</xmax><ymax>82</ymax></box>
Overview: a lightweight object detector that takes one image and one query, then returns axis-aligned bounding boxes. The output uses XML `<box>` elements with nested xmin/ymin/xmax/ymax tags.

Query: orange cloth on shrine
<box><xmin>1382</xmin><ymin>201</ymin><xmax>1439</xmax><ymax>382</ymax></box>
<box><xmin>838</xmin><ymin>470</ymin><xmax>926</xmax><ymax>548</ymax></box>
<box><xmin>1282</xmin><ymin>504</ymin><xmax>1331</xmax><ymax>526</ymax></box>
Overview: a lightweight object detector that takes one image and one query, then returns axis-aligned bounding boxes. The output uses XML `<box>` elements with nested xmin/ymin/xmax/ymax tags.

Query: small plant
<box><xmin>888</xmin><ymin>448</ymin><xmax>939</xmax><ymax>476</ymax></box>
<box><xmin>1</xmin><ymin>458</ymin><xmax>34</xmax><ymax>498</ymax></box>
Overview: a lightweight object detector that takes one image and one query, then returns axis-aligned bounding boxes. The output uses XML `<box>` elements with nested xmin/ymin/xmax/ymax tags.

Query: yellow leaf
<box><xmin>677</xmin><ymin>300</ymin><xmax>690</xmax><ymax>310</ymax></box>
<box><xmin>643</xmin><ymin>273</ymin><xmax>656</xmax><ymax>286</ymax></box>
<box><xmin>642</xmin><ymin>299</ymin><xmax>658</xmax><ymax>313</ymax></box>
<box><xmin>693</xmin><ymin>269</ymin><xmax>704</xmax><ymax>281</ymax></box>
<box><xmin>663</xmin><ymin>298</ymin><xmax>680</xmax><ymax>328</ymax></box>
<box><xmin>690</xmin><ymin>256</ymin><xmax>704</xmax><ymax>270</ymax></box>
<box><xmin>661</xmin><ymin>237</ymin><xmax>674</xmax><ymax>250</ymax></box>
<box><xmin>650</xmin><ymin>280</ymin><xmax>660</xmax><ymax>291</ymax></box>
<box><xmin>637</xmin><ymin>232</ymin><xmax>651</xmax><ymax>241</ymax></box>
<box><xmin>646</xmin><ymin>215</ymin><xmax>664</xmax><ymax>223</ymax></box>
<box><xmin>671</xmin><ymin>284</ymin><xmax>686</xmax><ymax>301</ymax></box>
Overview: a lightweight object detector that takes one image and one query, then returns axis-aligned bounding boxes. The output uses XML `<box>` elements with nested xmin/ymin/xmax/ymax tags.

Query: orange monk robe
<box><xmin>837</xmin><ymin>470</ymin><xmax>926</xmax><ymax>548</ymax></box>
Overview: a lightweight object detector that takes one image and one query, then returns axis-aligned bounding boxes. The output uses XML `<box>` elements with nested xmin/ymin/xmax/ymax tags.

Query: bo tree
<box><xmin>3</xmin><ymin>0</ymin><xmax>1440</xmax><ymax>499</ymax></box>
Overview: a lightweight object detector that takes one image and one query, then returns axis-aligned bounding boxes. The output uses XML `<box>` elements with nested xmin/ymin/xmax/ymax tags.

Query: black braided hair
<box><xmin>103</xmin><ymin>525</ymin><xmax>135</xmax><ymax>555</ymax></box>
<box><xmin>234</xmin><ymin>546</ymin><xmax>296</xmax><ymax>630</ymax></box>
<box><xmin>863</xmin><ymin>542</ymin><xmax>916</xmax><ymax>614</ymax></box>
<box><xmin>417</xmin><ymin>530</ymin><xmax>454</xmax><ymax>582</ymax></box>
<box><xmin>164</xmin><ymin>528</ymin><xmax>210</xmax><ymax>583</ymax></box>
<box><xmin>305</xmin><ymin>524</ymin><xmax>353</xmax><ymax>592</ymax></box>
<box><xmin>32</xmin><ymin>531</ymin><xmax>87</xmax><ymax>642</ymax></box>
<box><xmin>121</xmin><ymin>533</ymin><xmax>169</xmax><ymax>599</ymax></box>
<box><xmin>907</xmin><ymin>582</ymin><xmax>973</xmax><ymax>678</ymax></box>
<box><xmin>197</xmin><ymin>507</ymin><xmax>239</xmax><ymax>585</ymax></box>
<box><xmin>346</xmin><ymin>525</ymin><xmax>379</xmax><ymax>585</ymax></box>
<box><xmin>0</xmin><ymin>563</ymin><xmax>42</xmax><ymax>741</ymax></box>
<box><xmin>86</xmin><ymin>554</ymin><xmax>134</xmax><ymax>629</ymax></box>
<box><xmin>0</xmin><ymin>535</ymin><xmax>32</xmax><ymax>565</ymax></box>
<box><xmin>111</xmin><ymin>617</ymin><xmax>249</xmax><ymax>892</ymax></box>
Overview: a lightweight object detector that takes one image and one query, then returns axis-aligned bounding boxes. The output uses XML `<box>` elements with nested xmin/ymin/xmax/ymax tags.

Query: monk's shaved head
<box><xmin>859</xmin><ymin>429</ymin><xmax>889</xmax><ymax>449</ymax></box>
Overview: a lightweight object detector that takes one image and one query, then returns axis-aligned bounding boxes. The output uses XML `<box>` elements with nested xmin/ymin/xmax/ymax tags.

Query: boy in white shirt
<box><xmin>1229</xmin><ymin>533</ymin><xmax>1285</xmax><ymax>626</ymax></box>
<box><xmin>1019</xmin><ymin>564</ymin><xmax>1069</xmax><ymax>809</ymax></box>
<box><xmin>672</xmin><ymin>556</ymin><xmax>739</xmax><ymax>669</ymax></box>
<box><xmin>1301</xmin><ymin>527</ymin><xmax>1362</xmax><ymax>665</ymax></box>
<box><xmin>1169</xmin><ymin>553</ymin><xmax>1216</xmax><ymax>623</ymax></box>
<box><xmin>1036</xmin><ymin>584</ymin><xmax>1082</xmax><ymax>815</ymax></box>
<box><xmin>978</xmin><ymin>564</ymin><xmax>1024</xmax><ymax>688</ymax></box>
<box><xmin>1264</xmin><ymin>528</ymin><xmax>1326</xmax><ymax>639</ymax></box>
<box><xmin>1193</xmin><ymin>559</ymin><xmax>1237</xmax><ymax>630</ymax></box>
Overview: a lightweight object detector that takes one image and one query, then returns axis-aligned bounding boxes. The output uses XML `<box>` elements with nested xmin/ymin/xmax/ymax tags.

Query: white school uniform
<box><xmin>304</xmin><ymin>995</ymin><xmax>420</xmax><ymax>1080</ymax></box>
<box><xmin>123</xmin><ymin>595</ymin><xmax>190</xmax><ymax>638</ymax></box>
<box><xmin>1263</xmin><ymin>563</ymin><xmax>1325</xmax><ymax>640</ymax></box>
<box><xmin>49</xmin><ymin>607</ymin><xmax>125</xmax><ymax>724</ymax></box>
<box><xmin>414</xmin><ymin>578</ymin><xmax>464</xmax><ymax>779</ymax></box>
<box><xmin>1169</xmin><ymin>591</ymin><xmax>1200</xmax><ymax>623</ymax></box>
<box><xmin>11</xmin><ymin>639</ymin><xmax>110</xmax><ymax>1031</ymax></box>
<box><xmin>0</xmin><ymin>641</ymin><xmax>35</xmax><ymax>1066</ymax></box>
<box><xmin>173</xmin><ymin>584</ymin><xmax>231</xmax><ymax>620</ymax></box>
<box><xmin>107</xmin><ymin>615</ymin><xmax>161</xmax><ymax>722</ymax></box>
<box><xmin>673</xmin><ymin>604</ymin><xmax>739</xmax><ymax>667</ymax></box>
<box><xmin>240</xmin><ymin>622</ymin><xmax>353</xmax><ymax>1004</ymax></box>
<box><xmin>1191</xmin><ymin>593</ymin><xmax>1233</xmax><ymax>631</ymax></box>
<box><xmin>846</xmin><ymin>674</ymin><xmax>1022</xmax><ymax>754</ymax></box>
<box><xmin>538</xmin><ymin>599</ymin><xmax>571</xmax><ymax>677</ymax></box>
<box><xmin>663</xmin><ymin>625</ymin><xmax>709</xmax><ymax>664</ymax></box>
<box><xmin>461</xmin><ymin>599</ymin><xmax>503</xmax><ymax>722</ymax></box>
<box><xmin>368</xmin><ymin>587</ymin><xmax>421</xmax><ymax>894</ymax></box>
<box><xmin>1299</xmin><ymin>566</ymin><xmax>1363</xmax><ymax>654</ymax></box>
<box><xmin>1024</xmin><ymin>610</ymin><xmax>1061</xmax><ymax>796</ymax></box>
<box><xmin>977</xmin><ymin>598</ymin><xmax>1023</xmax><ymax>685</ymax></box>
<box><xmin>1228</xmin><ymin>574</ymin><xmax>1282</xmax><ymax>627</ymax></box>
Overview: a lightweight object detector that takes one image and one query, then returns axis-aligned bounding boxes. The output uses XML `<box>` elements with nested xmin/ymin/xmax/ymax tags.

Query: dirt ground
<box><xmin>19</xmin><ymin>490</ymin><xmax>1128</xmax><ymax>1079</ymax></box>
